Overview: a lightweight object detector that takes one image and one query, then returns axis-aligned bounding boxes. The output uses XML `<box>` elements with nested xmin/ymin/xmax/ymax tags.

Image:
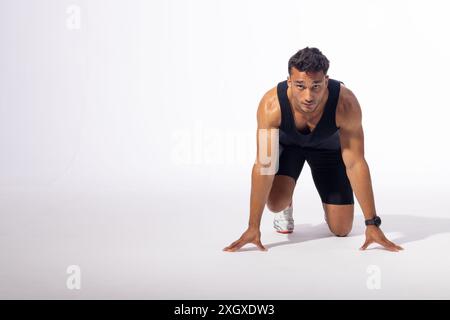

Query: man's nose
<box><xmin>304</xmin><ymin>90</ymin><xmax>313</xmax><ymax>102</ymax></box>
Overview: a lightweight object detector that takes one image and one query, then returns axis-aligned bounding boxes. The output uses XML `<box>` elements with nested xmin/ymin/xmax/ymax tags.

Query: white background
<box><xmin>1</xmin><ymin>0</ymin><xmax>450</xmax><ymax>299</ymax></box>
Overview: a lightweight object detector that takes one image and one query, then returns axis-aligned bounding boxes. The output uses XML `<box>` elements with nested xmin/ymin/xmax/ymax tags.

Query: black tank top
<box><xmin>277</xmin><ymin>78</ymin><xmax>342</xmax><ymax>150</ymax></box>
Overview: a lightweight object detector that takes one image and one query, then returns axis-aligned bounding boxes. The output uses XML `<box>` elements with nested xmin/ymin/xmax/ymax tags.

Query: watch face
<box><xmin>374</xmin><ymin>216</ymin><xmax>381</xmax><ymax>227</ymax></box>
<box><xmin>366</xmin><ymin>216</ymin><xmax>382</xmax><ymax>227</ymax></box>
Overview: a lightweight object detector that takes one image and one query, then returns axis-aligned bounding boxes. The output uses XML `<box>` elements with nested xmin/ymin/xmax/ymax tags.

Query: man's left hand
<box><xmin>360</xmin><ymin>226</ymin><xmax>404</xmax><ymax>252</ymax></box>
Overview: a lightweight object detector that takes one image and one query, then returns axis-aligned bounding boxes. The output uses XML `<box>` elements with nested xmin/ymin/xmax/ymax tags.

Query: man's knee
<box><xmin>329</xmin><ymin>224</ymin><xmax>352</xmax><ymax>237</ymax></box>
<box><xmin>323</xmin><ymin>203</ymin><xmax>354</xmax><ymax>237</ymax></box>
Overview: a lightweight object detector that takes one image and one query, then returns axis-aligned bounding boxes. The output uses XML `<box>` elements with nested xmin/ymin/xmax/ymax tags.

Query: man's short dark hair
<box><xmin>288</xmin><ymin>47</ymin><xmax>330</xmax><ymax>75</ymax></box>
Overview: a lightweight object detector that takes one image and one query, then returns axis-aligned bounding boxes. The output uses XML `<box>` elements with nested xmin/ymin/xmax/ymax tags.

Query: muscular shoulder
<box><xmin>336</xmin><ymin>83</ymin><xmax>362</xmax><ymax>129</ymax></box>
<box><xmin>257</xmin><ymin>86</ymin><xmax>281</xmax><ymax>128</ymax></box>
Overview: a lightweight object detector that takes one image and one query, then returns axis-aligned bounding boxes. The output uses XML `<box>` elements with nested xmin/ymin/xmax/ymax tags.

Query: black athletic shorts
<box><xmin>275</xmin><ymin>143</ymin><xmax>354</xmax><ymax>205</ymax></box>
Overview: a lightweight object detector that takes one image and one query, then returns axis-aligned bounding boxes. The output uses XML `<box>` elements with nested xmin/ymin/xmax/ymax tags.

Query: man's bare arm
<box><xmin>248</xmin><ymin>96</ymin><xmax>279</xmax><ymax>229</ymax></box>
<box><xmin>339</xmin><ymin>89</ymin><xmax>376</xmax><ymax>221</ymax></box>
<box><xmin>339</xmin><ymin>88</ymin><xmax>403</xmax><ymax>252</ymax></box>
<box><xmin>223</xmin><ymin>94</ymin><xmax>279</xmax><ymax>252</ymax></box>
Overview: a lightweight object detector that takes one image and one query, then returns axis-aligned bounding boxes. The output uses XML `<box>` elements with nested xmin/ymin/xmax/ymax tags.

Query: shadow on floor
<box><xmin>237</xmin><ymin>214</ymin><xmax>450</xmax><ymax>252</ymax></box>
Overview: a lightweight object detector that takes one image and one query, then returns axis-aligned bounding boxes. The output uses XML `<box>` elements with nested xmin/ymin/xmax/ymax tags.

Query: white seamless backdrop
<box><xmin>1</xmin><ymin>0</ymin><xmax>450</xmax><ymax>299</ymax></box>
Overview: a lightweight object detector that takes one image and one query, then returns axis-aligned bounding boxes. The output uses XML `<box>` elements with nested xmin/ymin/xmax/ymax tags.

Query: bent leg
<box><xmin>323</xmin><ymin>203</ymin><xmax>354</xmax><ymax>237</ymax></box>
<box><xmin>267</xmin><ymin>175</ymin><xmax>296</xmax><ymax>212</ymax></box>
<box><xmin>267</xmin><ymin>144</ymin><xmax>305</xmax><ymax>213</ymax></box>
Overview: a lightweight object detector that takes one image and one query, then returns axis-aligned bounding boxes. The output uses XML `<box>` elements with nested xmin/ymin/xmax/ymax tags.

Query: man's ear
<box><xmin>287</xmin><ymin>75</ymin><xmax>290</xmax><ymax>87</ymax></box>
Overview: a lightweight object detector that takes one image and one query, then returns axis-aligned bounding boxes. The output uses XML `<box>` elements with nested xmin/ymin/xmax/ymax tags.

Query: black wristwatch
<box><xmin>365</xmin><ymin>215</ymin><xmax>382</xmax><ymax>227</ymax></box>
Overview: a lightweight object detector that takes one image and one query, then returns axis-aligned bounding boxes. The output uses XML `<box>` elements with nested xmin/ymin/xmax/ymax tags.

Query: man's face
<box><xmin>287</xmin><ymin>68</ymin><xmax>329</xmax><ymax>114</ymax></box>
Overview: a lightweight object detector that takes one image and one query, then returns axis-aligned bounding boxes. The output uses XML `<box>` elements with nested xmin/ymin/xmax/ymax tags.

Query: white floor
<box><xmin>3</xmin><ymin>0</ymin><xmax>450</xmax><ymax>301</ymax></box>
<box><xmin>1</xmin><ymin>175</ymin><xmax>450</xmax><ymax>300</ymax></box>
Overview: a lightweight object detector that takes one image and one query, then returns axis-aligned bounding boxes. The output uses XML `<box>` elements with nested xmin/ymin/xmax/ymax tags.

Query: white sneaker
<box><xmin>273</xmin><ymin>202</ymin><xmax>294</xmax><ymax>234</ymax></box>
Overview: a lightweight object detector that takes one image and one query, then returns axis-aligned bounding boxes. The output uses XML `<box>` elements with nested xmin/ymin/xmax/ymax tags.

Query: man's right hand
<box><xmin>223</xmin><ymin>227</ymin><xmax>267</xmax><ymax>252</ymax></box>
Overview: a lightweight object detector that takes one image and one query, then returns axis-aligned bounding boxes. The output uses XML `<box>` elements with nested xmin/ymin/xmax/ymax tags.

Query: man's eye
<box><xmin>313</xmin><ymin>85</ymin><xmax>320</xmax><ymax>89</ymax></box>
<box><xmin>297</xmin><ymin>85</ymin><xmax>305</xmax><ymax>89</ymax></box>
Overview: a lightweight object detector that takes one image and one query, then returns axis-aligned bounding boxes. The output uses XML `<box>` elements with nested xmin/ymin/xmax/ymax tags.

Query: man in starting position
<box><xmin>224</xmin><ymin>47</ymin><xmax>403</xmax><ymax>252</ymax></box>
